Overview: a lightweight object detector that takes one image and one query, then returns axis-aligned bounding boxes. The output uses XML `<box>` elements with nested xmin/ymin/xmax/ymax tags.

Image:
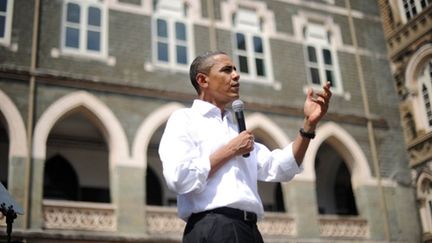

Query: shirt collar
<box><xmin>192</xmin><ymin>99</ymin><xmax>233</xmax><ymax>121</ymax></box>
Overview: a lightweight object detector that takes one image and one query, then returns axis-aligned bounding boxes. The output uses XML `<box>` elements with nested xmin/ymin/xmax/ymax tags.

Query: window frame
<box><xmin>417</xmin><ymin>173</ymin><xmax>432</xmax><ymax>235</ymax></box>
<box><xmin>61</xmin><ymin>0</ymin><xmax>108</xmax><ymax>59</ymax></box>
<box><xmin>303</xmin><ymin>23</ymin><xmax>342</xmax><ymax>94</ymax></box>
<box><xmin>398</xmin><ymin>0</ymin><xmax>431</xmax><ymax>23</ymax></box>
<box><xmin>418</xmin><ymin>59</ymin><xmax>432</xmax><ymax>130</ymax></box>
<box><xmin>232</xmin><ymin>9</ymin><xmax>274</xmax><ymax>84</ymax></box>
<box><xmin>0</xmin><ymin>0</ymin><xmax>14</xmax><ymax>46</ymax></box>
<box><xmin>151</xmin><ymin>0</ymin><xmax>193</xmax><ymax>72</ymax></box>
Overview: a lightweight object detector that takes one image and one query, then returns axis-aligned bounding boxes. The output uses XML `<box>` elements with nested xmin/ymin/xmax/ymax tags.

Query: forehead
<box><xmin>209</xmin><ymin>54</ymin><xmax>234</xmax><ymax>69</ymax></box>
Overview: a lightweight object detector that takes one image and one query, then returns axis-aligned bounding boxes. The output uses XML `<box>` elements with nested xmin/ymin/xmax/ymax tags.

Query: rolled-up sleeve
<box><xmin>255</xmin><ymin>142</ymin><xmax>304</xmax><ymax>182</ymax></box>
<box><xmin>158</xmin><ymin>111</ymin><xmax>211</xmax><ymax>195</ymax></box>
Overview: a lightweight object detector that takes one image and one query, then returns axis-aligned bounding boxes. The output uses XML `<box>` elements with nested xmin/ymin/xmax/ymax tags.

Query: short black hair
<box><xmin>189</xmin><ymin>51</ymin><xmax>228</xmax><ymax>94</ymax></box>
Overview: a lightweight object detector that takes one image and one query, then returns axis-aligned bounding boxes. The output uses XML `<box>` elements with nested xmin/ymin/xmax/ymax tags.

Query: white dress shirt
<box><xmin>159</xmin><ymin>99</ymin><xmax>303</xmax><ymax>221</ymax></box>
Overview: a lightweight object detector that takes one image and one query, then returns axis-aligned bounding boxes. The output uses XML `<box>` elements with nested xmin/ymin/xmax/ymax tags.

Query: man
<box><xmin>159</xmin><ymin>51</ymin><xmax>331</xmax><ymax>243</ymax></box>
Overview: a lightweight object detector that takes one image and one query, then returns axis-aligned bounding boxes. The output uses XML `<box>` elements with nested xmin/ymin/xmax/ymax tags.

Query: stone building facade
<box><xmin>0</xmin><ymin>0</ymin><xmax>420</xmax><ymax>242</ymax></box>
<box><xmin>378</xmin><ymin>0</ymin><xmax>432</xmax><ymax>242</ymax></box>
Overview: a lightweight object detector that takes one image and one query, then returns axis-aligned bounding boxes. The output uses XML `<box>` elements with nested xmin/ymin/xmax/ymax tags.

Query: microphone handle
<box><xmin>235</xmin><ymin>111</ymin><xmax>250</xmax><ymax>158</ymax></box>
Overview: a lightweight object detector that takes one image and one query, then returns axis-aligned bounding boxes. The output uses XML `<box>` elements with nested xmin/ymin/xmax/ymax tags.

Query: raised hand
<box><xmin>303</xmin><ymin>82</ymin><xmax>332</xmax><ymax>129</ymax></box>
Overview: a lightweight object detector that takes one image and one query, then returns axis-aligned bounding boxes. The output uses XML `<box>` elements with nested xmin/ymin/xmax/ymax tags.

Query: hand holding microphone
<box><xmin>232</xmin><ymin>99</ymin><xmax>253</xmax><ymax>158</ymax></box>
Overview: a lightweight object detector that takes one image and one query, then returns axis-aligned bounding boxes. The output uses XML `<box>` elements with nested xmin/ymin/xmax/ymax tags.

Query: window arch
<box><xmin>315</xmin><ymin>142</ymin><xmax>358</xmax><ymax>216</ymax></box>
<box><xmin>405</xmin><ymin>44</ymin><xmax>432</xmax><ymax>133</ymax></box>
<box><xmin>419</xmin><ymin>59</ymin><xmax>432</xmax><ymax>129</ymax></box>
<box><xmin>417</xmin><ymin>172</ymin><xmax>432</xmax><ymax>234</ymax></box>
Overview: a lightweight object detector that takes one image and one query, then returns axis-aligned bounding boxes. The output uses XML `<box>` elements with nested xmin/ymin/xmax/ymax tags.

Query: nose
<box><xmin>232</xmin><ymin>70</ymin><xmax>240</xmax><ymax>81</ymax></box>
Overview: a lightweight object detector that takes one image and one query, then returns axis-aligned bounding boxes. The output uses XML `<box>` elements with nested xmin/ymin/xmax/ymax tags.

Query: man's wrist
<box><xmin>303</xmin><ymin>118</ymin><xmax>316</xmax><ymax>133</ymax></box>
<box><xmin>299</xmin><ymin>128</ymin><xmax>316</xmax><ymax>139</ymax></box>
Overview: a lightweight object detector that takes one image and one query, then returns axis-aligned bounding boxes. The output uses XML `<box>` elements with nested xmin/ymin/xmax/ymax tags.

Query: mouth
<box><xmin>231</xmin><ymin>83</ymin><xmax>240</xmax><ymax>92</ymax></box>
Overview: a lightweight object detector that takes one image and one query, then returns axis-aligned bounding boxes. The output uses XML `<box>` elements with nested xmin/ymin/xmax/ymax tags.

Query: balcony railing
<box><xmin>319</xmin><ymin>215</ymin><xmax>368</xmax><ymax>238</ymax></box>
<box><xmin>40</xmin><ymin>202</ymin><xmax>368</xmax><ymax>239</ymax></box>
<box><xmin>42</xmin><ymin>199</ymin><xmax>117</xmax><ymax>232</ymax></box>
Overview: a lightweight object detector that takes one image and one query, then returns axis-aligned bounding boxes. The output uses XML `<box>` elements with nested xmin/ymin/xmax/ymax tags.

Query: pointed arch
<box><xmin>33</xmin><ymin>91</ymin><xmax>130</xmax><ymax>167</ymax></box>
<box><xmin>0</xmin><ymin>89</ymin><xmax>27</xmax><ymax>158</ymax></box>
<box><xmin>246</xmin><ymin>112</ymin><xmax>291</xmax><ymax>148</ymax></box>
<box><xmin>295</xmin><ymin>122</ymin><xmax>373</xmax><ymax>188</ymax></box>
<box><xmin>405</xmin><ymin>43</ymin><xmax>432</xmax><ymax>90</ymax></box>
<box><xmin>417</xmin><ymin>172</ymin><xmax>432</xmax><ymax>199</ymax></box>
<box><xmin>132</xmin><ymin>102</ymin><xmax>185</xmax><ymax>168</ymax></box>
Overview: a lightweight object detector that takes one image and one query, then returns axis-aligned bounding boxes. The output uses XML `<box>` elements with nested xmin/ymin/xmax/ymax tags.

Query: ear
<box><xmin>196</xmin><ymin>73</ymin><xmax>209</xmax><ymax>89</ymax></box>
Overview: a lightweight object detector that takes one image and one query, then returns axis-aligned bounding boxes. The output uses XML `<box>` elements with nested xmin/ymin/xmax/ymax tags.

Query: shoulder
<box><xmin>166</xmin><ymin>107</ymin><xmax>199</xmax><ymax>127</ymax></box>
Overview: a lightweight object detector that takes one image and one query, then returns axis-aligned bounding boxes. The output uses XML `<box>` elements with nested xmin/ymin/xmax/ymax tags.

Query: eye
<box><xmin>221</xmin><ymin>66</ymin><xmax>235</xmax><ymax>73</ymax></box>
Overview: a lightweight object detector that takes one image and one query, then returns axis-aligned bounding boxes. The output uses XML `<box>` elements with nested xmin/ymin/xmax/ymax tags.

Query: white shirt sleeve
<box><xmin>255</xmin><ymin>142</ymin><xmax>304</xmax><ymax>182</ymax></box>
<box><xmin>158</xmin><ymin>110</ymin><xmax>211</xmax><ymax>195</ymax></box>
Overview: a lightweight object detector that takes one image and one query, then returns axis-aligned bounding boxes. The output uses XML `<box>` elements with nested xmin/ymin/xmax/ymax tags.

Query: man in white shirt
<box><xmin>159</xmin><ymin>51</ymin><xmax>332</xmax><ymax>243</ymax></box>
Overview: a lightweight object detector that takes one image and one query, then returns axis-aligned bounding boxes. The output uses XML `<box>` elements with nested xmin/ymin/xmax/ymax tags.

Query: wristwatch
<box><xmin>299</xmin><ymin>128</ymin><xmax>316</xmax><ymax>139</ymax></box>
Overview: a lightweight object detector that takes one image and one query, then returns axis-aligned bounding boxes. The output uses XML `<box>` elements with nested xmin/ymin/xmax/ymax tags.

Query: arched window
<box><xmin>46</xmin><ymin>111</ymin><xmax>110</xmax><ymax>203</ymax></box>
<box><xmin>418</xmin><ymin>59</ymin><xmax>432</xmax><ymax>129</ymax></box>
<box><xmin>418</xmin><ymin>172</ymin><xmax>432</xmax><ymax>234</ymax></box>
<box><xmin>44</xmin><ymin>154</ymin><xmax>79</xmax><ymax>201</ymax></box>
<box><xmin>315</xmin><ymin>142</ymin><xmax>358</xmax><ymax>215</ymax></box>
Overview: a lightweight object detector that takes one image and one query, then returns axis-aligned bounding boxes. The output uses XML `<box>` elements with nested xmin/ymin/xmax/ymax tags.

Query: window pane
<box><xmin>88</xmin><ymin>7</ymin><xmax>101</xmax><ymax>27</ymax></box>
<box><xmin>65</xmin><ymin>27</ymin><xmax>79</xmax><ymax>48</ymax></box>
<box><xmin>238</xmin><ymin>55</ymin><xmax>248</xmax><ymax>74</ymax></box>
<box><xmin>157</xmin><ymin>42</ymin><xmax>168</xmax><ymax>61</ymax></box>
<box><xmin>236</xmin><ymin>33</ymin><xmax>246</xmax><ymax>50</ymax></box>
<box><xmin>67</xmin><ymin>3</ymin><xmax>80</xmax><ymax>23</ymax></box>
<box><xmin>310</xmin><ymin>68</ymin><xmax>320</xmax><ymax>85</ymax></box>
<box><xmin>0</xmin><ymin>0</ymin><xmax>7</xmax><ymax>12</ymax></box>
<box><xmin>256</xmin><ymin>58</ymin><xmax>265</xmax><ymax>77</ymax></box>
<box><xmin>323</xmin><ymin>49</ymin><xmax>332</xmax><ymax>65</ymax></box>
<box><xmin>325</xmin><ymin>70</ymin><xmax>334</xmax><ymax>86</ymax></box>
<box><xmin>307</xmin><ymin>46</ymin><xmax>317</xmax><ymax>63</ymax></box>
<box><xmin>157</xmin><ymin>19</ymin><xmax>167</xmax><ymax>38</ymax></box>
<box><xmin>253</xmin><ymin>36</ymin><xmax>263</xmax><ymax>53</ymax></box>
<box><xmin>87</xmin><ymin>30</ymin><xmax>100</xmax><ymax>51</ymax></box>
<box><xmin>175</xmin><ymin>22</ymin><xmax>186</xmax><ymax>41</ymax></box>
<box><xmin>0</xmin><ymin>16</ymin><xmax>5</xmax><ymax>37</ymax></box>
<box><xmin>176</xmin><ymin>45</ymin><xmax>187</xmax><ymax>64</ymax></box>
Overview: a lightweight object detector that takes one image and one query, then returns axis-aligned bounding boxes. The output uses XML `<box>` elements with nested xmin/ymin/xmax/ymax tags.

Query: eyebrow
<box><xmin>219</xmin><ymin>65</ymin><xmax>237</xmax><ymax>72</ymax></box>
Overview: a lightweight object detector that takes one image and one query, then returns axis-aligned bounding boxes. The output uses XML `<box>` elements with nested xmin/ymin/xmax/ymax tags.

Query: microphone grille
<box><xmin>232</xmin><ymin>99</ymin><xmax>244</xmax><ymax>112</ymax></box>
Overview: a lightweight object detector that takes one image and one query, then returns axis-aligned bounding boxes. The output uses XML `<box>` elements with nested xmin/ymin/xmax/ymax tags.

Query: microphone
<box><xmin>232</xmin><ymin>99</ymin><xmax>249</xmax><ymax>158</ymax></box>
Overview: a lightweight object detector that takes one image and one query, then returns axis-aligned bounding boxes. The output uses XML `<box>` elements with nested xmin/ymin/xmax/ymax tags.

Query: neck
<box><xmin>198</xmin><ymin>94</ymin><xmax>226</xmax><ymax>114</ymax></box>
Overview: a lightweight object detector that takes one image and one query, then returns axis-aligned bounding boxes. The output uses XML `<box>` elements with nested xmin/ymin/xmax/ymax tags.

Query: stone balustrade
<box><xmin>40</xmin><ymin>202</ymin><xmax>368</xmax><ymax>239</ymax></box>
<box><xmin>42</xmin><ymin>199</ymin><xmax>117</xmax><ymax>231</ymax></box>
<box><xmin>319</xmin><ymin>215</ymin><xmax>369</xmax><ymax>238</ymax></box>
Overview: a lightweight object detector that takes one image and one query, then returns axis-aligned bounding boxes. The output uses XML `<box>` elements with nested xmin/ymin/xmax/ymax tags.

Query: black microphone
<box><xmin>232</xmin><ymin>99</ymin><xmax>249</xmax><ymax>158</ymax></box>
